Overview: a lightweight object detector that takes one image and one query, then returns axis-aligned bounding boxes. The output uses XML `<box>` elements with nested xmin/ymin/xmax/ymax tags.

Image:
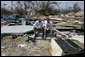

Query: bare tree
<box><xmin>14</xmin><ymin>1</ymin><xmax>24</xmax><ymax>15</ymax></box>
<box><xmin>23</xmin><ymin>1</ymin><xmax>34</xmax><ymax>16</ymax></box>
<box><xmin>1</xmin><ymin>3</ymin><xmax>12</xmax><ymax>15</ymax></box>
<box><xmin>32</xmin><ymin>1</ymin><xmax>59</xmax><ymax>16</ymax></box>
<box><xmin>73</xmin><ymin>2</ymin><xmax>81</xmax><ymax>12</ymax></box>
<box><xmin>14</xmin><ymin>1</ymin><xmax>34</xmax><ymax>16</ymax></box>
<box><xmin>14</xmin><ymin>1</ymin><xmax>60</xmax><ymax>16</ymax></box>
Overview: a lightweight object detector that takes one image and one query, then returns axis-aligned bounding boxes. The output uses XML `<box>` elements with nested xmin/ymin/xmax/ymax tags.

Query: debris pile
<box><xmin>1</xmin><ymin>36</ymin><xmax>51</xmax><ymax>56</ymax></box>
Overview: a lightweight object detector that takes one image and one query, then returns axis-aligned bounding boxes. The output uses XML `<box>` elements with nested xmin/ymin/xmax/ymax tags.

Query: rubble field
<box><xmin>1</xmin><ymin>36</ymin><xmax>51</xmax><ymax>56</ymax></box>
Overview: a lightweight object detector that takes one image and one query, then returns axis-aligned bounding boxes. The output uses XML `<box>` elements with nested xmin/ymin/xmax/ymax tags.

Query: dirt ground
<box><xmin>1</xmin><ymin>35</ymin><xmax>51</xmax><ymax>56</ymax></box>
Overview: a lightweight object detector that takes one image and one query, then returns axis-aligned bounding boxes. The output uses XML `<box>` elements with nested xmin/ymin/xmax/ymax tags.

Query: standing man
<box><xmin>33</xmin><ymin>18</ymin><xmax>44</xmax><ymax>42</ymax></box>
<box><xmin>44</xmin><ymin>18</ymin><xmax>53</xmax><ymax>38</ymax></box>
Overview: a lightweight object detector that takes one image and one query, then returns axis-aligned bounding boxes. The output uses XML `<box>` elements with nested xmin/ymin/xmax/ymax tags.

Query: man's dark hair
<box><xmin>47</xmin><ymin>18</ymin><xmax>50</xmax><ymax>23</ymax></box>
<box><xmin>38</xmin><ymin>19</ymin><xmax>42</xmax><ymax>22</ymax></box>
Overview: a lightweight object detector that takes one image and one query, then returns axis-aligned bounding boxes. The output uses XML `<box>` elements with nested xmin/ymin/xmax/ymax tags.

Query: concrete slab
<box><xmin>1</xmin><ymin>25</ymin><xmax>33</xmax><ymax>34</ymax></box>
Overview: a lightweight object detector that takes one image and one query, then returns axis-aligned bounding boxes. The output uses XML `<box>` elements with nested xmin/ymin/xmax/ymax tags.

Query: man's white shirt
<box><xmin>33</xmin><ymin>20</ymin><xmax>52</xmax><ymax>28</ymax></box>
<box><xmin>33</xmin><ymin>20</ymin><xmax>44</xmax><ymax>28</ymax></box>
<box><xmin>44</xmin><ymin>20</ymin><xmax>52</xmax><ymax>28</ymax></box>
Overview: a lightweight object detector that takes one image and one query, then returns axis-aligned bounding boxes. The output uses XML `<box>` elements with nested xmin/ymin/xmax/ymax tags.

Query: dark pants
<box><xmin>34</xmin><ymin>27</ymin><xmax>44</xmax><ymax>40</ymax></box>
<box><xmin>45</xmin><ymin>29</ymin><xmax>52</xmax><ymax>37</ymax></box>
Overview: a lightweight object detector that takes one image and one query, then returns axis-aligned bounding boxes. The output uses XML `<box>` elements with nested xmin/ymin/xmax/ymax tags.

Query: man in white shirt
<box><xmin>33</xmin><ymin>19</ymin><xmax>44</xmax><ymax>42</ymax></box>
<box><xmin>44</xmin><ymin>18</ymin><xmax>53</xmax><ymax>38</ymax></box>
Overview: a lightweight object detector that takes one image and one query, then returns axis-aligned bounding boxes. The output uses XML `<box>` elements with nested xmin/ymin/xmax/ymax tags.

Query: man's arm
<box><xmin>33</xmin><ymin>21</ymin><xmax>38</xmax><ymax>28</ymax></box>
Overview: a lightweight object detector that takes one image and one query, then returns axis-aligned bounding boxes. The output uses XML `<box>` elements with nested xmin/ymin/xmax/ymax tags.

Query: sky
<box><xmin>1</xmin><ymin>1</ymin><xmax>84</xmax><ymax>10</ymax></box>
